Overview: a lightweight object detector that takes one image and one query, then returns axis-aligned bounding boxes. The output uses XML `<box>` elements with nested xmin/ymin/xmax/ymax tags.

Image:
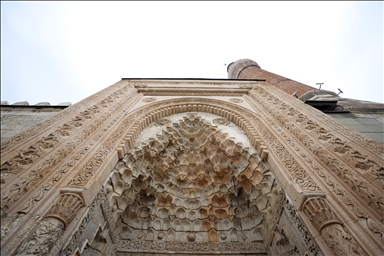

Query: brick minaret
<box><xmin>227</xmin><ymin>59</ymin><xmax>316</xmax><ymax>98</ymax></box>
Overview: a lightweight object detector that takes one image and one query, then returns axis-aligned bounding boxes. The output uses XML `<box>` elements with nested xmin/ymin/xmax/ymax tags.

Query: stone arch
<box><xmin>63</xmin><ymin>97</ymin><xmax>322</xmax><ymax>255</ymax></box>
<box><xmin>94</xmin><ymin>96</ymin><xmax>319</xmax><ymax>196</ymax></box>
<box><xmin>103</xmin><ymin>109</ymin><xmax>283</xmax><ymax>253</ymax></box>
<box><xmin>113</xmin><ymin>97</ymin><xmax>270</xmax><ymax>161</ymax></box>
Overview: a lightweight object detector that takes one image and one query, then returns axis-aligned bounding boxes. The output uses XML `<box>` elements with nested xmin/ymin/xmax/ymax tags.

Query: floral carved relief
<box><xmin>1</xmin><ymin>81</ymin><xmax>134</xmax><ymax>154</ymax></box>
<box><xmin>155</xmin><ymin>119</ymin><xmax>172</xmax><ymax>126</ymax></box>
<box><xmin>0</xmin><ymin>86</ymin><xmax>133</xmax><ymax>176</ymax></box>
<box><xmin>246</xmin><ymin>88</ymin><xmax>384</xmax><ymax>220</ymax></box>
<box><xmin>0</xmin><ymin>212</ymin><xmax>25</xmax><ymax>239</ymax></box>
<box><xmin>1</xmin><ymin>177</ymin><xmax>33</xmax><ymax>212</ymax></box>
<box><xmin>279</xmin><ymin>122</ymin><xmax>384</xmax><ymax>244</ymax></box>
<box><xmin>250</xmin><ymin>87</ymin><xmax>383</xmax><ymax>185</ymax></box>
<box><xmin>18</xmin><ymin>184</ymin><xmax>52</xmax><ymax>214</ymax></box>
<box><xmin>16</xmin><ymin>219</ymin><xmax>64</xmax><ymax>256</ymax></box>
<box><xmin>278</xmin><ymin>86</ymin><xmax>384</xmax><ymax>158</ymax></box>
<box><xmin>1</xmin><ymin>88</ymin><xmax>141</xmax><ymax>215</ymax></box>
<box><xmin>262</xmin><ymin>120</ymin><xmax>384</xmax><ymax>242</ymax></box>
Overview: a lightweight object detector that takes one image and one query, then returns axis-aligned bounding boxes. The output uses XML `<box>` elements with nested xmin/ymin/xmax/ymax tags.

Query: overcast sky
<box><xmin>1</xmin><ymin>1</ymin><xmax>383</xmax><ymax>105</ymax></box>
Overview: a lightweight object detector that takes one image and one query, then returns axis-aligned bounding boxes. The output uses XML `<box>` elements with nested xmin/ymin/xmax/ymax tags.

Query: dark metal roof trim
<box><xmin>0</xmin><ymin>105</ymin><xmax>69</xmax><ymax>109</ymax></box>
<box><xmin>121</xmin><ymin>78</ymin><xmax>266</xmax><ymax>82</ymax></box>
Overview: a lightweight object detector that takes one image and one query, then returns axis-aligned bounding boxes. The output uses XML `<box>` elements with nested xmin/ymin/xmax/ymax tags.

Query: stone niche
<box><xmin>104</xmin><ymin>112</ymin><xmax>284</xmax><ymax>255</ymax></box>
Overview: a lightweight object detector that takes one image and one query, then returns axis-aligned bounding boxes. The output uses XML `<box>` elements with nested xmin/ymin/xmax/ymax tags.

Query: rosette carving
<box><xmin>142</xmin><ymin>97</ymin><xmax>157</xmax><ymax>102</ymax></box>
<box><xmin>212</xmin><ymin>118</ymin><xmax>230</xmax><ymax>126</ymax></box>
<box><xmin>229</xmin><ymin>98</ymin><xmax>243</xmax><ymax>103</ymax></box>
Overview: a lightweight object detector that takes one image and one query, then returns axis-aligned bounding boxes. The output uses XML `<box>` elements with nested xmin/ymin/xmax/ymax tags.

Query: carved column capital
<box><xmin>302</xmin><ymin>197</ymin><xmax>340</xmax><ymax>231</ymax></box>
<box><xmin>45</xmin><ymin>193</ymin><xmax>84</xmax><ymax>228</ymax></box>
<box><xmin>303</xmin><ymin>197</ymin><xmax>368</xmax><ymax>255</ymax></box>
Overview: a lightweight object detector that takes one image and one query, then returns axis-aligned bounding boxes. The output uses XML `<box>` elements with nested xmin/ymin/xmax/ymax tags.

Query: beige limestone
<box><xmin>1</xmin><ymin>78</ymin><xmax>383</xmax><ymax>255</ymax></box>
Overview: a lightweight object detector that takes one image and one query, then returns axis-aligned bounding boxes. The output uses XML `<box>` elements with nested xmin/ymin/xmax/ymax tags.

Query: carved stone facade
<box><xmin>1</xmin><ymin>60</ymin><xmax>383</xmax><ymax>255</ymax></box>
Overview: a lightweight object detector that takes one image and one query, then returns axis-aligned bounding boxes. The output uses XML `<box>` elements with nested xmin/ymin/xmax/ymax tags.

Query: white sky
<box><xmin>1</xmin><ymin>1</ymin><xmax>383</xmax><ymax>105</ymax></box>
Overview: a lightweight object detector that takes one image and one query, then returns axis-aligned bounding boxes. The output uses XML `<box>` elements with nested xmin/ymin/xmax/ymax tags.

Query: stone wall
<box><xmin>328</xmin><ymin>112</ymin><xmax>384</xmax><ymax>143</ymax></box>
<box><xmin>298</xmin><ymin>90</ymin><xmax>384</xmax><ymax>144</ymax></box>
<box><xmin>1</xmin><ymin>105</ymin><xmax>68</xmax><ymax>140</ymax></box>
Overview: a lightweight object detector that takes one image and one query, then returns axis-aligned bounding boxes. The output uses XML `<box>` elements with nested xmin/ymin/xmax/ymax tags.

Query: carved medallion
<box><xmin>229</xmin><ymin>98</ymin><xmax>244</xmax><ymax>103</ymax></box>
<box><xmin>142</xmin><ymin>97</ymin><xmax>157</xmax><ymax>102</ymax></box>
<box><xmin>212</xmin><ymin>118</ymin><xmax>230</xmax><ymax>126</ymax></box>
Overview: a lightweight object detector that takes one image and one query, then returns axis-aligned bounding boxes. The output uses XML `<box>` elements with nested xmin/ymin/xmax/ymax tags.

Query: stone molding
<box><xmin>1</xmin><ymin>79</ymin><xmax>383</xmax><ymax>255</ymax></box>
<box><xmin>246</xmin><ymin>87</ymin><xmax>384</xmax><ymax>223</ymax></box>
<box><xmin>271</xmin><ymin>85</ymin><xmax>384</xmax><ymax>159</ymax></box>
<box><xmin>0</xmin><ymin>80</ymin><xmax>132</xmax><ymax>155</ymax></box>
<box><xmin>66</xmin><ymin>97</ymin><xmax>320</xmax><ymax>197</ymax></box>
<box><xmin>1</xmin><ymin>85</ymin><xmax>142</xmax><ymax>213</ymax></box>
<box><xmin>244</xmin><ymin>87</ymin><xmax>384</xmax><ymax>253</ymax></box>
<box><xmin>137</xmin><ymin>87</ymin><xmax>249</xmax><ymax>97</ymax></box>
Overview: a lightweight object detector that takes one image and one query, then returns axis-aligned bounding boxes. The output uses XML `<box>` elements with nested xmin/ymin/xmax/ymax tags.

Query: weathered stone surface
<box><xmin>0</xmin><ymin>107</ymin><xmax>66</xmax><ymax>140</ymax></box>
<box><xmin>1</xmin><ymin>60</ymin><xmax>383</xmax><ymax>255</ymax></box>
